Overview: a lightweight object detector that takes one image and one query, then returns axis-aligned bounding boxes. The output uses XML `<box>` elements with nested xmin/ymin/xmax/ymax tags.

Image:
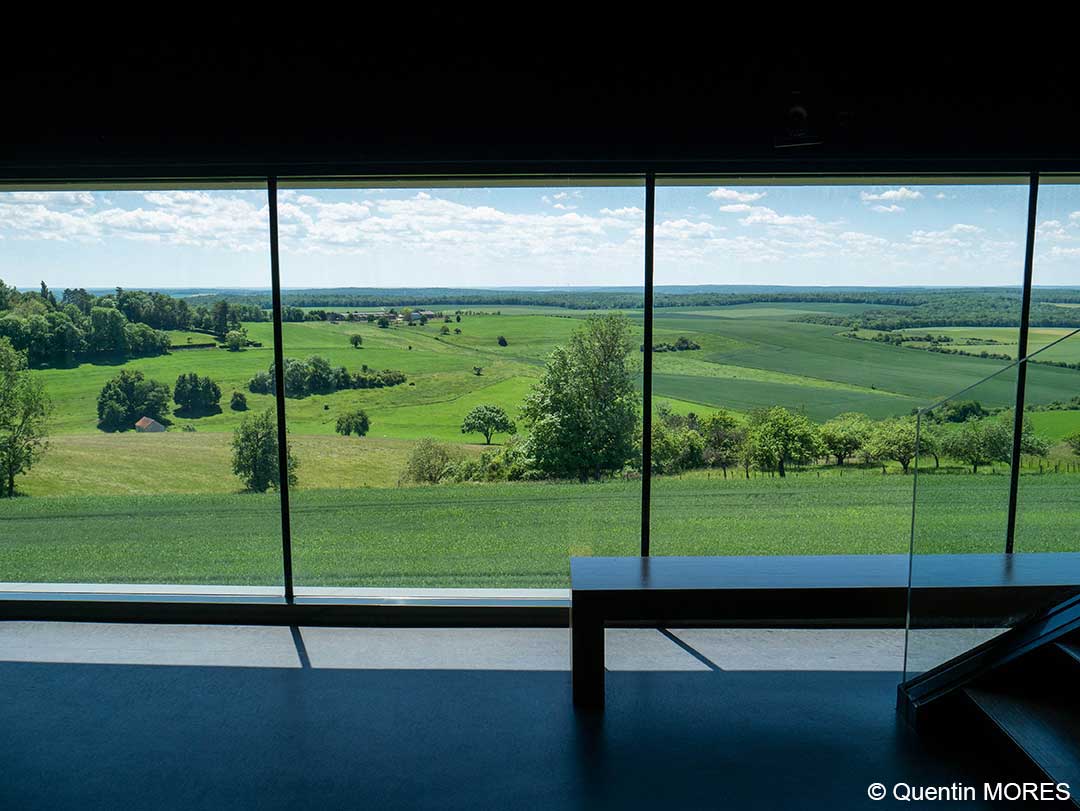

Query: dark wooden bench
<box><xmin>570</xmin><ymin>553</ymin><xmax>1080</xmax><ymax>710</ymax></box>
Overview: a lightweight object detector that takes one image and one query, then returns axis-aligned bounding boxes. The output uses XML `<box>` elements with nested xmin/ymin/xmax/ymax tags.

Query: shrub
<box><xmin>401</xmin><ymin>438</ymin><xmax>456</xmax><ymax>484</ymax></box>
<box><xmin>349</xmin><ymin>334</ymin><xmax>363</xmax><ymax>348</ymax></box>
<box><xmin>248</xmin><ymin>370</ymin><xmax>273</xmax><ymax>395</ymax></box>
<box><xmin>497</xmin><ymin>335</ymin><xmax>508</xmax><ymax>346</ymax></box>
<box><xmin>230</xmin><ymin>391</ymin><xmax>248</xmax><ymax>411</ymax></box>
<box><xmin>225</xmin><ymin>330</ymin><xmax>246</xmax><ymax>351</ymax></box>
<box><xmin>336</xmin><ymin>409</ymin><xmax>371</xmax><ymax>437</ymax></box>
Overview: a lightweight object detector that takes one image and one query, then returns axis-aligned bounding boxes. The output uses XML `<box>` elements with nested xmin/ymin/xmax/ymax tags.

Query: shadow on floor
<box><xmin>0</xmin><ymin>660</ymin><xmax>1033</xmax><ymax>810</ymax></box>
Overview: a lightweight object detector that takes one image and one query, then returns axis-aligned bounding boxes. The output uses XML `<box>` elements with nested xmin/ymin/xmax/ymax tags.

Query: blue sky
<box><xmin>0</xmin><ymin>182</ymin><xmax>1075</xmax><ymax>289</ymax></box>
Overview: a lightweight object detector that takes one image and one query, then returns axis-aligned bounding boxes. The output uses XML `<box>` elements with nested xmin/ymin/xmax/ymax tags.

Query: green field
<box><xmin>2</xmin><ymin>472</ymin><xmax>1076</xmax><ymax>587</ymax></box>
<box><xmin>897</xmin><ymin>326</ymin><xmax>1080</xmax><ymax>363</ymax></box>
<box><xmin>6</xmin><ymin>299</ymin><xmax>1080</xmax><ymax>587</ymax></box>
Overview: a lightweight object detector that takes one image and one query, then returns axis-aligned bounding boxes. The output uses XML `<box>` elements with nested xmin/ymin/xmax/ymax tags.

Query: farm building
<box><xmin>134</xmin><ymin>417</ymin><xmax>165</xmax><ymax>433</ymax></box>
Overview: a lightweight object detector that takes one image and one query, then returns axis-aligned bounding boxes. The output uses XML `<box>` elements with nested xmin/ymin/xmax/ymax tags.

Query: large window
<box><xmin>2</xmin><ymin>173</ymin><xmax>1075</xmax><ymax>597</ymax></box>
<box><xmin>275</xmin><ymin>180</ymin><xmax>645</xmax><ymax>588</ymax></box>
<box><xmin>649</xmin><ymin>179</ymin><xmax>1030</xmax><ymax>558</ymax></box>
<box><xmin>0</xmin><ymin>185</ymin><xmax>285</xmax><ymax>588</ymax></box>
<box><xmin>1014</xmin><ymin>179</ymin><xmax>1080</xmax><ymax>552</ymax></box>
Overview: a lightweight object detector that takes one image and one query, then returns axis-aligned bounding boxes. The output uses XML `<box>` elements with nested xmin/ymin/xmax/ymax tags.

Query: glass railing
<box><xmin>903</xmin><ymin>328</ymin><xmax>1080</xmax><ymax>679</ymax></box>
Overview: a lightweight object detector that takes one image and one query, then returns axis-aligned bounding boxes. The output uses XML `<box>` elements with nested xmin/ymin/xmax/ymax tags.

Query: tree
<box><xmin>473</xmin><ymin>366</ymin><xmax>483</xmax><ymax>376</ymax></box>
<box><xmin>349</xmin><ymin>334</ymin><xmax>363</xmax><ymax>348</ymax></box>
<box><xmin>1066</xmin><ymin>431</ymin><xmax>1080</xmax><ymax>458</ymax></box>
<box><xmin>497</xmin><ymin>335</ymin><xmax>508</xmax><ymax>346</ymax></box>
<box><xmin>89</xmin><ymin>305</ymin><xmax>128</xmax><ymax>353</ymax></box>
<box><xmin>230</xmin><ymin>391</ymin><xmax>248</xmax><ymax>411</ymax></box>
<box><xmin>819</xmin><ymin>412</ymin><xmax>872</xmax><ymax>466</ymax></box>
<box><xmin>401</xmin><ymin>438</ymin><xmax>455</xmax><ymax>484</ymax></box>
<box><xmin>744</xmin><ymin>407</ymin><xmax>822</xmax><ymax>478</ymax></box>
<box><xmin>461</xmin><ymin>404</ymin><xmax>516</xmax><ymax>444</ymax></box>
<box><xmin>650</xmin><ymin>421</ymin><xmax>705</xmax><ymax>475</ymax></box>
<box><xmin>865</xmin><ymin>418</ymin><xmax>921</xmax><ymax>473</ymax></box>
<box><xmin>96</xmin><ymin>370</ymin><xmax>171</xmax><ymax>431</ymax></box>
<box><xmin>173</xmin><ymin>373</ymin><xmax>221</xmax><ymax>415</ymax></box>
<box><xmin>439</xmin><ymin>325</ymin><xmax>450</xmax><ymax>335</ymax></box>
<box><xmin>336</xmin><ymin>409</ymin><xmax>371</xmax><ymax>437</ymax></box>
<box><xmin>0</xmin><ymin>338</ymin><xmax>51</xmax><ymax>497</ymax></box>
<box><xmin>377</xmin><ymin>317</ymin><xmax>390</xmax><ymax>328</ymax></box>
<box><xmin>211</xmin><ymin>300</ymin><xmax>230</xmax><ymax>339</ymax></box>
<box><xmin>700</xmin><ymin>410</ymin><xmax>745</xmax><ymax>477</ymax></box>
<box><xmin>225</xmin><ymin>330</ymin><xmax>246</xmax><ymax>351</ymax></box>
<box><xmin>231</xmin><ymin>409</ymin><xmax>297</xmax><ymax>492</ymax></box>
<box><xmin>940</xmin><ymin>416</ymin><xmax>1013</xmax><ymax>474</ymax></box>
<box><xmin>521</xmin><ymin>313</ymin><xmax>639</xmax><ymax>481</ymax></box>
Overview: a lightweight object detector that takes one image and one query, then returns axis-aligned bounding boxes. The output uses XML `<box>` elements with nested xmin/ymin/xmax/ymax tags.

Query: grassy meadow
<box><xmin>5</xmin><ymin>297</ymin><xmax>1080</xmax><ymax>587</ymax></box>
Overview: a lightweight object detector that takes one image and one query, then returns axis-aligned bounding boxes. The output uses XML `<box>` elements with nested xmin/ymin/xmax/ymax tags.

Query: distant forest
<box><xmin>6</xmin><ymin>279</ymin><xmax>1080</xmax><ymax>368</ymax></box>
<box><xmin>202</xmin><ymin>286</ymin><xmax>1080</xmax><ymax>330</ymax></box>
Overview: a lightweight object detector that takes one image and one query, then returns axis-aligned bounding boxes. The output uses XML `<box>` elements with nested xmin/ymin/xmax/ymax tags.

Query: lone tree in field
<box><xmin>472</xmin><ymin>366</ymin><xmax>483</xmax><ymax>376</ymax></box>
<box><xmin>231</xmin><ymin>409</ymin><xmax>297</xmax><ymax>493</ymax></box>
<box><xmin>173</xmin><ymin>372</ymin><xmax>222</xmax><ymax>415</ymax></box>
<box><xmin>349</xmin><ymin>334</ymin><xmax>363</xmax><ymax>348</ymax></box>
<box><xmin>521</xmin><ymin>313</ymin><xmax>639</xmax><ymax>481</ymax></box>
<box><xmin>230</xmin><ymin>391</ymin><xmax>248</xmax><ymax>411</ymax></box>
<box><xmin>97</xmin><ymin>370</ymin><xmax>171</xmax><ymax>432</ymax></box>
<box><xmin>0</xmin><ymin>337</ymin><xmax>51</xmax><ymax>497</ymax></box>
<box><xmin>336</xmin><ymin>409</ymin><xmax>371</xmax><ymax>437</ymax></box>
<box><xmin>744</xmin><ymin>406</ymin><xmax>822</xmax><ymax>478</ymax></box>
<box><xmin>497</xmin><ymin>335</ymin><xmax>508</xmax><ymax>347</ymax></box>
<box><xmin>819</xmin><ymin>412</ymin><xmax>872</xmax><ymax>466</ymax></box>
<box><xmin>461</xmin><ymin>404</ymin><xmax>516</xmax><ymax>445</ymax></box>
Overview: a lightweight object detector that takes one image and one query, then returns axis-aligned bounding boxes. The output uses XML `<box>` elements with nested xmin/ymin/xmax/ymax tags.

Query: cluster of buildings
<box><xmin>341</xmin><ymin>309</ymin><xmax>439</xmax><ymax>323</ymax></box>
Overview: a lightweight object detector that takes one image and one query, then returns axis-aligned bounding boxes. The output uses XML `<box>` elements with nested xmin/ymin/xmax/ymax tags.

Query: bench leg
<box><xmin>572</xmin><ymin>602</ymin><xmax>604</xmax><ymax>710</ymax></box>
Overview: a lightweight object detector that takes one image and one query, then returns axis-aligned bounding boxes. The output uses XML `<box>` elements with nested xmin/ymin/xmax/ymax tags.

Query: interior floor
<box><xmin>0</xmin><ymin>623</ymin><xmax>1031</xmax><ymax>809</ymax></box>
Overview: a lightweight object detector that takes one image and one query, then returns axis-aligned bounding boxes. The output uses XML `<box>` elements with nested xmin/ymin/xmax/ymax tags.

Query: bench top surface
<box><xmin>570</xmin><ymin>553</ymin><xmax>1080</xmax><ymax>593</ymax></box>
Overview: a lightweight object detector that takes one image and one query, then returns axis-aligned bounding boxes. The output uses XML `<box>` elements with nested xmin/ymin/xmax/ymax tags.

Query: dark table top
<box><xmin>570</xmin><ymin>553</ymin><xmax>1080</xmax><ymax>593</ymax></box>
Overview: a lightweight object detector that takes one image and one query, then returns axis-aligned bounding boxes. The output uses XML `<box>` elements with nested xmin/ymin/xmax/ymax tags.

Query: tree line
<box><xmin>0</xmin><ymin>280</ymin><xmax>270</xmax><ymax>367</ymax></box>
<box><xmin>248</xmin><ymin>356</ymin><xmax>407</xmax><ymax>398</ymax></box>
<box><xmin>393</xmin><ymin>313</ymin><xmax>1067</xmax><ymax>488</ymax></box>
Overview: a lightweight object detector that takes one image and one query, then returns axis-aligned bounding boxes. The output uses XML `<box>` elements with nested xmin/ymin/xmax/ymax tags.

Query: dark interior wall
<box><xmin>3</xmin><ymin>18</ymin><xmax>1079</xmax><ymax>177</ymax></box>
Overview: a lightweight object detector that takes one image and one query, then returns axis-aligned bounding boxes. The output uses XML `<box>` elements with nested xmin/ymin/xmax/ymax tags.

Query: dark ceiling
<box><xmin>3</xmin><ymin>18</ymin><xmax>1078</xmax><ymax>177</ymax></box>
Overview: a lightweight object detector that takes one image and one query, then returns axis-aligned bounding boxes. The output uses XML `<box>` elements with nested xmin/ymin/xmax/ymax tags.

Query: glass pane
<box><xmin>650</xmin><ymin>180</ymin><xmax>1029</xmax><ymax>559</ymax></box>
<box><xmin>0</xmin><ymin>186</ymin><xmax>284</xmax><ymax>589</ymax></box>
<box><xmin>1015</xmin><ymin>180</ymin><xmax>1080</xmax><ymax>553</ymax></box>
<box><xmin>904</xmin><ymin>365</ymin><xmax>1019</xmax><ymax>676</ymax></box>
<box><xmin>274</xmin><ymin>180</ymin><xmax>645</xmax><ymax>589</ymax></box>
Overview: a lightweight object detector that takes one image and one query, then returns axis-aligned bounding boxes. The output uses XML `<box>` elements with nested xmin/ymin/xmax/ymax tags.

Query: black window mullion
<box><xmin>641</xmin><ymin>172</ymin><xmax>655</xmax><ymax>557</ymax></box>
<box><xmin>1005</xmin><ymin>170</ymin><xmax>1039</xmax><ymax>554</ymax></box>
<box><xmin>267</xmin><ymin>176</ymin><xmax>295</xmax><ymax>600</ymax></box>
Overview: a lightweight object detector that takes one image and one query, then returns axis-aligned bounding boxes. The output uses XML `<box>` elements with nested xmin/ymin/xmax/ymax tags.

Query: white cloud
<box><xmin>872</xmin><ymin>205</ymin><xmax>905</xmax><ymax>214</ymax></box>
<box><xmin>708</xmin><ymin>187</ymin><xmax>766</xmax><ymax>203</ymax></box>
<box><xmin>861</xmin><ymin>187</ymin><xmax>924</xmax><ymax>203</ymax></box>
